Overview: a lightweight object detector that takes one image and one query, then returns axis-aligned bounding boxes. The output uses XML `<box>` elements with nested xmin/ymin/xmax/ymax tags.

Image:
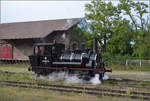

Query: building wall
<box><xmin>46</xmin><ymin>31</ymin><xmax>70</xmax><ymax>49</ymax></box>
<box><xmin>8</xmin><ymin>39</ymin><xmax>33</xmax><ymax>60</ymax></box>
<box><xmin>45</xmin><ymin>29</ymin><xmax>76</xmax><ymax>49</ymax></box>
<box><xmin>3</xmin><ymin>29</ymin><xmax>77</xmax><ymax>60</ymax></box>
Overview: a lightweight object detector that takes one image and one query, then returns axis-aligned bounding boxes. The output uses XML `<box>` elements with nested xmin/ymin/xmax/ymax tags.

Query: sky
<box><xmin>0</xmin><ymin>0</ymin><xmax>150</xmax><ymax>24</ymax></box>
<box><xmin>1</xmin><ymin>1</ymin><xmax>90</xmax><ymax>23</ymax></box>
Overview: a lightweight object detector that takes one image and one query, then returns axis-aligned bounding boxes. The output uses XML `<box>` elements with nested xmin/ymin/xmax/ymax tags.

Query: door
<box><xmin>0</xmin><ymin>45</ymin><xmax>13</xmax><ymax>59</ymax></box>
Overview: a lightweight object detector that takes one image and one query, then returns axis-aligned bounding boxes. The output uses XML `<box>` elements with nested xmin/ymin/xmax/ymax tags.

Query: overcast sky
<box><xmin>1</xmin><ymin>1</ymin><xmax>90</xmax><ymax>23</ymax></box>
<box><xmin>1</xmin><ymin>0</ymin><xmax>149</xmax><ymax>23</ymax></box>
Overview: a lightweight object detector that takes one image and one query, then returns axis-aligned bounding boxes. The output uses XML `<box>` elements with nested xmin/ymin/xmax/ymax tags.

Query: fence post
<box><xmin>126</xmin><ymin>60</ymin><xmax>128</xmax><ymax>66</ymax></box>
<box><xmin>139</xmin><ymin>60</ymin><xmax>142</xmax><ymax>67</ymax></box>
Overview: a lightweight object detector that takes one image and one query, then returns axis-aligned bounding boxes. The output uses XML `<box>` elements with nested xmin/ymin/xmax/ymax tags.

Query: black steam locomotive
<box><xmin>28</xmin><ymin>38</ymin><xmax>111</xmax><ymax>80</ymax></box>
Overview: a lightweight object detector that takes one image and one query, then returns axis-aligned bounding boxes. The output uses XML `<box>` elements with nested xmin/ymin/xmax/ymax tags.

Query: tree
<box><xmin>85</xmin><ymin>0</ymin><xmax>133</xmax><ymax>55</ymax></box>
<box><xmin>107</xmin><ymin>19</ymin><xmax>133</xmax><ymax>56</ymax></box>
<box><xmin>119</xmin><ymin>0</ymin><xmax>149</xmax><ymax>58</ymax></box>
<box><xmin>85</xmin><ymin>0</ymin><xmax>118</xmax><ymax>52</ymax></box>
<box><xmin>84</xmin><ymin>0</ymin><xmax>149</xmax><ymax>59</ymax></box>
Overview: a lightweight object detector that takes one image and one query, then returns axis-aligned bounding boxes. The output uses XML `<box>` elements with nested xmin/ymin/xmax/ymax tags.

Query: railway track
<box><xmin>0</xmin><ymin>70</ymin><xmax>33</xmax><ymax>75</ymax></box>
<box><xmin>0</xmin><ymin>80</ymin><xmax>150</xmax><ymax>100</ymax></box>
<box><xmin>1</xmin><ymin>70</ymin><xmax>150</xmax><ymax>92</ymax></box>
<box><xmin>0</xmin><ymin>70</ymin><xmax>147</xmax><ymax>81</ymax></box>
<box><xmin>1</xmin><ymin>70</ymin><xmax>150</xmax><ymax>83</ymax></box>
<box><xmin>1</xmin><ymin>70</ymin><xmax>150</xmax><ymax>89</ymax></box>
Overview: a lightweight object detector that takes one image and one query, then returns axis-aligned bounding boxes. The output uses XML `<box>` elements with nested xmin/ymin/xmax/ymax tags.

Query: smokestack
<box><xmin>93</xmin><ymin>38</ymin><xmax>98</xmax><ymax>53</ymax></box>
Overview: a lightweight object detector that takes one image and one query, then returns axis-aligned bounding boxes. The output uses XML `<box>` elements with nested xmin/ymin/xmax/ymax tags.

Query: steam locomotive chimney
<box><xmin>93</xmin><ymin>38</ymin><xmax>98</xmax><ymax>53</ymax></box>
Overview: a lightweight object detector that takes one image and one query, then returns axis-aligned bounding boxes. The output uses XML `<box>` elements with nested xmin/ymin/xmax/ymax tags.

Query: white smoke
<box><xmin>38</xmin><ymin>72</ymin><xmax>85</xmax><ymax>84</ymax></box>
<box><xmin>37</xmin><ymin>72</ymin><xmax>109</xmax><ymax>85</ymax></box>
<box><xmin>115</xmin><ymin>78</ymin><xmax>122</xmax><ymax>80</ymax></box>
<box><xmin>102</xmin><ymin>73</ymin><xmax>109</xmax><ymax>80</ymax></box>
<box><xmin>48</xmin><ymin>72</ymin><xmax>65</xmax><ymax>81</ymax></box>
<box><xmin>64</xmin><ymin>75</ymin><xmax>83</xmax><ymax>84</ymax></box>
<box><xmin>89</xmin><ymin>74</ymin><xmax>101</xmax><ymax>85</ymax></box>
<box><xmin>39</xmin><ymin>75</ymin><xmax>47</xmax><ymax>80</ymax></box>
<box><xmin>39</xmin><ymin>72</ymin><xmax>65</xmax><ymax>81</ymax></box>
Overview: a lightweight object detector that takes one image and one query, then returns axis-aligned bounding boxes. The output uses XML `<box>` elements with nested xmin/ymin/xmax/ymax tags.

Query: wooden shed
<box><xmin>0</xmin><ymin>18</ymin><xmax>83</xmax><ymax>60</ymax></box>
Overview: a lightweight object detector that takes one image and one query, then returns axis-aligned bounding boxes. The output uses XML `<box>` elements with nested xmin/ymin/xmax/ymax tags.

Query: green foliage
<box><xmin>83</xmin><ymin>0</ymin><xmax>149</xmax><ymax>59</ymax></box>
<box><xmin>107</xmin><ymin>19</ymin><xmax>133</xmax><ymax>55</ymax></box>
<box><xmin>85</xmin><ymin>0</ymin><xmax>119</xmax><ymax>52</ymax></box>
<box><xmin>101</xmin><ymin>52</ymin><xmax>112</xmax><ymax>62</ymax></box>
<box><xmin>118</xmin><ymin>0</ymin><xmax>150</xmax><ymax>59</ymax></box>
<box><xmin>132</xmin><ymin>29</ymin><xmax>150</xmax><ymax>58</ymax></box>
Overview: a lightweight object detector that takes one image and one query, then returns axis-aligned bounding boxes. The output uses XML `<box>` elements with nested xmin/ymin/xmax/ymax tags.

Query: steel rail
<box><xmin>0</xmin><ymin>80</ymin><xmax>150</xmax><ymax>100</ymax></box>
<box><xmin>0</xmin><ymin>70</ymin><xmax>148</xmax><ymax>82</ymax></box>
<box><xmin>1</xmin><ymin>70</ymin><xmax>150</xmax><ymax>90</ymax></box>
<box><xmin>0</xmin><ymin>70</ymin><xmax>33</xmax><ymax>75</ymax></box>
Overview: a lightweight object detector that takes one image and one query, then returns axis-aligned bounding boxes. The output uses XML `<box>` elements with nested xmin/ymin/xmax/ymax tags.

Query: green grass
<box><xmin>0</xmin><ymin>86</ymin><xmax>144</xmax><ymax>101</ymax></box>
<box><xmin>107</xmin><ymin>64</ymin><xmax>150</xmax><ymax>71</ymax></box>
<box><xmin>0</xmin><ymin>72</ymin><xmax>150</xmax><ymax>93</ymax></box>
<box><xmin>0</xmin><ymin>72</ymin><xmax>57</xmax><ymax>85</ymax></box>
<box><xmin>0</xmin><ymin>64</ymin><xmax>149</xmax><ymax>92</ymax></box>
<box><xmin>0</xmin><ymin>64</ymin><xmax>33</xmax><ymax>73</ymax></box>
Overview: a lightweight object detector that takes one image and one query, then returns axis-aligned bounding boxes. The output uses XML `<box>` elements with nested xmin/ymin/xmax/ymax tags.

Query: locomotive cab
<box><xmin>29</xmin><ymin>42</ymin><xmax>65</xmax><ymax>74</ymax></box>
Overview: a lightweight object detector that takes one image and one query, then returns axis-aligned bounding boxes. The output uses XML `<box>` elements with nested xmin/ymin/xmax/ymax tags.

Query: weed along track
<box><xmin>1</xmin><ymin>70</ymin><xmax>150</xmax><ymax>90</ymax></box>
<box><xmin>0</xmin><ymin>80</ymin><xmax>150</xmax><ymax>100</ymax></box>
<box><xmin>0</xmin><ymin>70</ymin><xmax>148</xmax><ymax>83</ymax></box>
<box><xmin>0</xmin><ymin>70</ymin><xmax>33</xmax><ymax>75</ymax></box>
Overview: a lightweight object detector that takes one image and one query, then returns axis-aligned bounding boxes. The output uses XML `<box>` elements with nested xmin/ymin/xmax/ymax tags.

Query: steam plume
<box><xmin>90</xmin><ymin>74</ymin><xmax>101</xmax><ymax>85</ymax></box>
<box><xmin>37</xmin><ymin>72</ymin><xmax>109</xmax><ymax>85</ymax></box>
